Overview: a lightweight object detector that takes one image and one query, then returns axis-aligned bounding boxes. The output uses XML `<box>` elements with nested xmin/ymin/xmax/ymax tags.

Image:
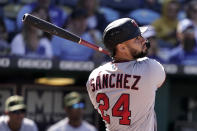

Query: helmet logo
<box><xmin>131</xmin><ymin>20</ymin><xmax>138</xmax><ymax>27</ymax></box>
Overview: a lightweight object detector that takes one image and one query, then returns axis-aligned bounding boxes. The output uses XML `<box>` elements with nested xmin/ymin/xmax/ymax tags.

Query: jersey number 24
<box><xmin>96</xmin><ymin>93</ymin><xmax>131</xmax><ymax>125</ymax></box>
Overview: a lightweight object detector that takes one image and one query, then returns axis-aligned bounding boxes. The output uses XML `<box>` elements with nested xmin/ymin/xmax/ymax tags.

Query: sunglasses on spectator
<box><xmin>70</xmin><ymin>102</ymin><xmax>85</xmax><ymax>109</ymax></box>
<box><xmin>10</xmin><ymin>109</ymin><xmax>26</xmax><ymax>114</ymax></box>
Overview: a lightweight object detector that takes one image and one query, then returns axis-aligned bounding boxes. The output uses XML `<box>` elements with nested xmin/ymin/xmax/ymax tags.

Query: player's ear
<box><xmin>117</xmin><ymin>44</ymin><xmax>126</xmax><ymax>52</ymax></box>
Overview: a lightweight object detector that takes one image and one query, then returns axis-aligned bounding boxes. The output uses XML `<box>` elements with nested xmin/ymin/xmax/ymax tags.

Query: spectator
<box><xmin>51</xmin><ymin>8</ymin><xmax>100</xmax><ymax>61</ymax></box>
<box><xmin>47</xmin><ymin>91</ymin><xmax>97</xmax><ymax>131</ymax></box>
<box><xmin>0</xmin><ymin>19</ymin><xmax>10</xmax><ymax>55</ymax></box>
<box><xmin>16</xmin><ymin>0</ymin><xmax>67</xmax><ymax>31</ymax></box>
<box><xmin>0</xmin><ymin>95</ymin><xmax>38</xmax><ymax>131</ymax></box>
<box><xmin>76</xmin><ymin>0</ymin><xmax>108</xmax><ymax>62</ymax></box>
<box><xmin>169</xmin><ymin>19</ymin><xmax>197</xmax><ymax>65</ymax></box>
<box><xmin>76</xmin><ymin>0</ymin><xmax>108</xmax><ymax>33</ymax></box>
<box><xmin>152</xmin><ymin>0</ymin><xmax>180</xmax><ymax>48</ymax></box>
<box><xmin>11</xmin><ymin>7</ymin><xmax>53</xmax><ymax>58</ymax></box>
<box><xmin>143</xmin><ymin>25</ymin><xmax>170</xmax><ymax>63</ymax></box>
<box><xmin>185</xmin><ymin>0</ymin><xmax>197</xmax><ymax>42</ymax></box>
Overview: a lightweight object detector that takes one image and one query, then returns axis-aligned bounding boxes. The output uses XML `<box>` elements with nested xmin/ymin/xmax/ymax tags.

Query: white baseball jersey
<box><xmin>86</xmin><ymin>57</ymin><xmax>165</xmax><ymax>131</ymax></box>
<box><xmin>47</xmin><ymin>118</ymin><xmax>97</xmax><ymax>131</ymax></box>
<box><xmin>0</xmin><ymin>115</ymin><xmax>38</xmax><ymax>131</ymax></box>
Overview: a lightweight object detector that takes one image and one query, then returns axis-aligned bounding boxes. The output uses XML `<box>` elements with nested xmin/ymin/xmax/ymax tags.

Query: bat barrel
<box><xmin>22</xmin><ymin>13</ymin><xmax>80</xmax><ymax>43</ymax></box>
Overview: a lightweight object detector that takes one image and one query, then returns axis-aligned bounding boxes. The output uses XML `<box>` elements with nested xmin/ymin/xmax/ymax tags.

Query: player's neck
<box><xmin>113</xmin><ymin>57</ymin><xmax>135</xmax><ymax>63</ymax></box>
<box><xmin>113</xmin><ymin>53</ymin><xmax>135</xmax><ymax>62</ymax></box>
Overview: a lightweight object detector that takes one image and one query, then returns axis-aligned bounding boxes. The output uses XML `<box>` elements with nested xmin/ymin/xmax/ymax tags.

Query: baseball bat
<box><xmin>22</xmin><ymin>13</ymin><xmax>110</xmax><ymax>56</ymax></box>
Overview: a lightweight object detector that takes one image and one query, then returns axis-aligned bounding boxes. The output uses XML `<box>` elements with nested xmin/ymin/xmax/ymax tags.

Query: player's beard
<box><xmin>130</xmin><ymin>44</ymin><xmax>149</xmax><ymax>59</ymax></box>
<box><xmin>133</xmin><ymin>50</ymin><xmax>148</xmax><ymax>59</ymax></box>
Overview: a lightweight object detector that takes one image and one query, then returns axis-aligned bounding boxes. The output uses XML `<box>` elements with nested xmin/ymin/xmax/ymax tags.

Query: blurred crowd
<box><xmin>0</xmin><ymin>93</ymin><xmax>97</xmax><ymax>131</ymax></box>
<box><xmin>1</xmin><ymin>0</ymin><xmax>197</xmax><ymax>65</ymax></box>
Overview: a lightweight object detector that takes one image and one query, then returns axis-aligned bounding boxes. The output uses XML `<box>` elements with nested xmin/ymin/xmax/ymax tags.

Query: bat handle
<box><xmin>79</xmin><ymin>39</ymin><xmax>110</xmax><ymax>56</ymax></box>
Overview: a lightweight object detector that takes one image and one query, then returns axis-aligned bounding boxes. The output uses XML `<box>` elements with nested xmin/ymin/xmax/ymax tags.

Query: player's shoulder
<box><xmin>137</xmin><ymin>57</ymin><xmax>158</xmax><ymax>62</ymax></box>
<box><xmin>136</xmin><ymin>57</ymin><xmax>165</xmax><ymax>74</ymax></box>
<box><xmin>89</xmin><ymin>62</ymin><xmax>111</xmax><ymax>74</ymax></box>
<box><xmin>47</xmin><ymin>118</ymin><xmax>68</xmax><ymax>131</ymax></box>
<box><xmin>144</xmin><ymin>57</ymin><xmax>166</xmax><ymax>79</ymax></box>
<box><xmin>82</xmin><ymin>120</ymin><xmax>97</xmax><ymax>131</ymax></box>
<box><xmin>138</xmin><ymin>57</ymin><xmax>163</xmax><ymax>67</ymax></box>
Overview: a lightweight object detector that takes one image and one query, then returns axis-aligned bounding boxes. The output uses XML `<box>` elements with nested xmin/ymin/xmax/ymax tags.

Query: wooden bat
<box><xmin>22</xmin><ymin>13</ymin><xmax>110</xmax><ymax>56</ymax></box>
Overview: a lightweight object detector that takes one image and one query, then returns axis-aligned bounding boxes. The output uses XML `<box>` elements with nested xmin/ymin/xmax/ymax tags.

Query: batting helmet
<box><xmin>103</xmin><ymin>18</ymin><xmax>147</xmax><ymax>56</ymax></box>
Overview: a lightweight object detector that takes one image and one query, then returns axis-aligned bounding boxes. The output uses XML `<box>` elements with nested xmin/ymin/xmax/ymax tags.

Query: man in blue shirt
<box><xmin>170</xmin><ymin>19</ymin><xmax>197</xmax><ymax>65</ymax></box>
<box><xmin>51</xmin><ymin>8</ymin><xmax>97</xmax><ymax>61</ymax></box>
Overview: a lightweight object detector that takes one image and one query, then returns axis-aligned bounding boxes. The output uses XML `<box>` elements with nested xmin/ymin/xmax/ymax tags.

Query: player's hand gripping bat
<box><xmin>22</xmin><ymin>13</ymin><xmax>110</xmax><ymax>56</ymax></box>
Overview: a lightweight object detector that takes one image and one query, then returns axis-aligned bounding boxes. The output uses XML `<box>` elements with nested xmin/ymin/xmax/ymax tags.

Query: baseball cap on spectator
<box><xmin>177</xmin><ymin>19</ymin><xmax>193</xmax><ymax>34</ymax></box>
<box><xmin>64</xmin><ymin>92</ymin><xmax>85</xmax><ymax>109</ymax></box>
<box><xmin>5</xmin><ymin>95</ymin><xmax>26</xmax><ymax>112</ymax></box>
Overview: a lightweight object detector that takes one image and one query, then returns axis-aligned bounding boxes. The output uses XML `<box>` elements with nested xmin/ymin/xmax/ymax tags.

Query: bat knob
<box><xmin>98</xmin><ymin>47</ymin><xmax>103</xmax><ymax>52</ymax></box>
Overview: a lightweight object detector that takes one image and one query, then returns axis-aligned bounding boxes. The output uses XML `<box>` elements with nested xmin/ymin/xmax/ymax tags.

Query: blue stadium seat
<box><xmin>58</xmin><ymin>0</ymin><xmax>78</xmax><ymax>7</ymax></box>
<box><xmin>18</xmin><ymin>0</ymin><xmax>56</xmax><ymax>5</ymax></box>
<box><xmin>129</xmin><ymin>9</ymin><xmax>160</xmax><ymax>26</ymax></box>
<box><xmin>100</xmin><ymin>0</ymin><xmax>141</xmax><ymax>11</ymax></box>
<box><xmin>99</xmin><ymin>6</ymin><xmax>119</xmax><ymax>23</ymax></box>
<box><xmin>4</xmin><ymin>17</ymin><xmax>16</xmax><ymax>33</ymax></box>
<box><xmin>50</xmin><ymin>0</ymin><xmax>56</xmax><ymax>5</ymax></box>
<box><xmin>19</xmin><ymin>0</ymin><xmax>36</xmax><ymax>4</ymax></box>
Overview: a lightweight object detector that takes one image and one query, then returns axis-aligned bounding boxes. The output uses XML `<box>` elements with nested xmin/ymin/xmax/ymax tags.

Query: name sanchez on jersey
<box><xmin>89</xmin><ymin>73</ymin><xmax>141</xmax><ymax>92</ymax></box>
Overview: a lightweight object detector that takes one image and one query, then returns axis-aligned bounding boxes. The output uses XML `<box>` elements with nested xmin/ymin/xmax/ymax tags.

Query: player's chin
<box><xmin>134</xmin><ymin>51</ymin><xmax>148</xmax><ymax>59</ymax></box>
<box><xmin>141</xmin><ymin>49</ymin><xmax>149</xmax><ymax>57</ymax></box>
<box><xmin>143</xmin><ymin>41</ymin><xmax>150</xmax><ymax>50</ymax></box>
<box><xmin>142</xmin><ymin>47</ymin><xmax>148</xmax><ymax>54</ymax></box>
<box><xmin>143</xmin><ymin>51</ymin><xmax>148</xmax><ymax>57</ymax></box>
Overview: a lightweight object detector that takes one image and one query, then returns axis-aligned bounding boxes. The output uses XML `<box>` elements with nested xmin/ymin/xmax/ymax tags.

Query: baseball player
<box><xmin>86</xmin><ymin>18</ymin><xmax>166</xmax><ymax>131</ymax></box>
<box><xmin>0</xmin><ymin>95</ymin><xmax>38</xmax><ymax>131</ymax></box>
